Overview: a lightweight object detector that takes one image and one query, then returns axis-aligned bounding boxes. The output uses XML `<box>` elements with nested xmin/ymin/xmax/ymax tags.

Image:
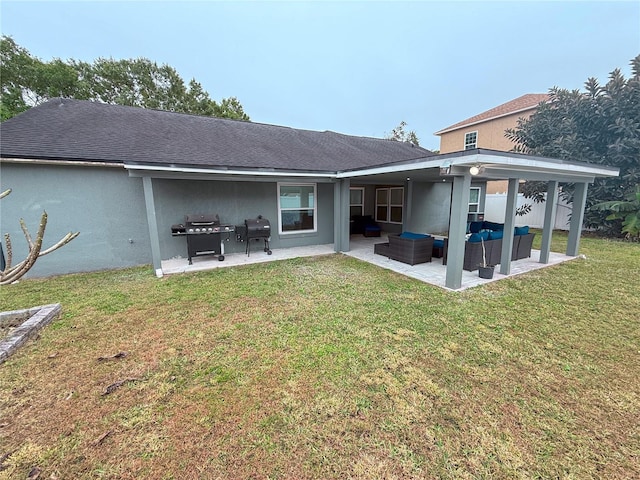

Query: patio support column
<box><xmin>499</xmin><ymin>178</ymin><xmax>519</xmax><ymax>275</ymax></box>
<box><xmin>142</xmin><ymin>176</ymin><xmax>163</xmax><ymax>277</ymax></box>
<box><xmin>403</xmin><ymin>178</ymin><xmax>413</xmax><ymax>228</ymax></box>
<box><xmin>539</xmin><ymin>180</ymin><xmax>559</xmax><ymax>264</ymax></box>
<box><xmin>445</xmin><ymin>174</ymin><xmax>472</xmax><ymax>290</ymax></box>
<box><xmin>567</xmin><ymin>181</ymin><xmax>588</xmax><ymax>256</ymax></box>
<box><xmin>335</xmin><ymin>178</ymin><xmax>350</xmax><ymax>252</ymax></box>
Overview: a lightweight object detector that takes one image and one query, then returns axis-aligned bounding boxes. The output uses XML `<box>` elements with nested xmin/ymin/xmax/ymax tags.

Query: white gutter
<box><xmin>124</xmin><ymin>163</ymin><xmax>337</xmax><ymax>178</ymax></box>
<box><xmin>337</xmin><ymin>157</ymin><xmax>443</xmax><ymax>178</ymax></box>
<box><xmin>456</xmin><ymin>153</ymin><xmax>619</xmax><ymax>177</ymax></box>
<box><xmin>5</xmin><ymin>153</ymin><xmax>618</xmax><ymax>180</ymax></box>
<box><xmin>1</xmin><ymin>157</ymin><xmax>124</xmax><ymax>168</ymax></box>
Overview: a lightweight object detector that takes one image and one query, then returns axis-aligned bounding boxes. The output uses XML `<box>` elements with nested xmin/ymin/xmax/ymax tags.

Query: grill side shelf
<box><xmin>171</xmin><ymin>224</ymin><xmax>186</xmax><ymax>236</ymax></box>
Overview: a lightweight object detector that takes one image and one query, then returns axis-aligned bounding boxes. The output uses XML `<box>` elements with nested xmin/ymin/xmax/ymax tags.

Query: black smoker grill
<box><xmin>171</xmin><ymin>214</ymin><xmax>235</xmax><ymax>264</ymax></box>
<box><xmin>244</xmin><ymin>216</ymin><xmax>272</xmax><ymax>256</ymax></box>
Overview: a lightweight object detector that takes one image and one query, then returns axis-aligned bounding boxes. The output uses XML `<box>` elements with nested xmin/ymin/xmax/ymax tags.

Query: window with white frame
<box><xmin>278</xmin><ymin>183</ymin><xmax>316</xmax><ymax>234</ymax></box>
<box><xmin>349</xmin><ymin>187</ymin><xmax>365</xmax><ymax>218</ymax></box>
<box><xmin>464</xmin><ymin>131</ymin><xmax>478</xmax><ymax>150</ymax></box>
<box><xmin>375</xmin><ymin>187</ymin><xmax>403</xmax><ymax>223</ymax></box>
<box><xmin>469</xmin><ymin>187</ymin><xmax>480</xmax><ymax>213</ymax></box>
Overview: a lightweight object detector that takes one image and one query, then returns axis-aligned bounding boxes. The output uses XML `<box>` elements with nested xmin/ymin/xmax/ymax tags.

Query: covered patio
<box><xmin>160</xmin><ymin>233</ymin><xmax>576</xmax><ymax>291</ymax></box>
<box><xmin>334</xmin><ymin>149</ymin><xmax>619</xmax><ymax>289</ymax></box>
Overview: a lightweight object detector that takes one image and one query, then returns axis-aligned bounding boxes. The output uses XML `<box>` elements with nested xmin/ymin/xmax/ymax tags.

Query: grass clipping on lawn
<box><xmin>0</xmin><ymin>234</ymin><xmax>639</xmax><ymax>479</ymax></box>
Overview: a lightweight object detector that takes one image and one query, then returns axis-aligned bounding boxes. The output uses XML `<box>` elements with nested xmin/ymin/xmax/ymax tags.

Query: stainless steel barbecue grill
<box><xmin>171</xmin><ymin>214</ymin><xmax>235</xmax><ymax>264</ymax></box>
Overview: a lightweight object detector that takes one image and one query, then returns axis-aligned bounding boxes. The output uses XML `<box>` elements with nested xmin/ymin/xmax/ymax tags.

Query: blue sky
<box><xmin>1</xmin><ymin>1</ymin><xmax>639</xmax><ymax>150</ymax></box>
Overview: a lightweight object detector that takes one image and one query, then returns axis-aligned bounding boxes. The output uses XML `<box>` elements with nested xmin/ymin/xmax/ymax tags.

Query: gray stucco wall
<box><xmin>1</xmin><ymin>163</ymin><xmax>152</xmax><ymax>278</ymax></box>
<box><xmin>407</xmin><ymin>181</ymin><xmax>487</xmax><ymax>234</ymax></box>
<box><xmin>406</xmin><ymin>181</ymin><xmax>453</xmax><ymax>234</ymax></box>
<box><xmin>1</xmin><ymin>164</ymin><xmax>338</xmax><ymax>278</ymax></box>
<box><xmin>140</xmin><ymin>177</ymin><xmax>335</xmax><ymax>261</ymax></box>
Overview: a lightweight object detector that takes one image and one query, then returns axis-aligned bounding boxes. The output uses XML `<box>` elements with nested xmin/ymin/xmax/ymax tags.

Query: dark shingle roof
<box><xmin>0</xmin><ymin>98</ymin><xmax>434</xmax><ymax>172</ymax></box>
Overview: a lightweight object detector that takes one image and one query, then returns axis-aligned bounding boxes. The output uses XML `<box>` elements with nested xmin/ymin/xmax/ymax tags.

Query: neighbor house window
<box><xmin>464</xmin><ymin>131</ymin><xmax>478</xmax><ymax>150</ymax></box>
<box><xmin>375</xmin><ymin>187</ymin><xmax>403</xmax><ymax>223</ymax></box>
<box><xmin>349</xmin><ymin>187</ymin><xmax>365</xmax><ymax>218</ymax></box>
<box><xmin>278</xmin><ymin>183</ymin><xmax>316</xmax><ymax>234</ymax></box>
<box><xmin>469</xmin><ymin>187</ymin><xmax>480</xmax><ymax>213</ymax></box>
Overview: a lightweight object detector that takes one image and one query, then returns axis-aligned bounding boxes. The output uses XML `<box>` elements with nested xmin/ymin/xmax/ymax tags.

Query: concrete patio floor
<box><xmin>161</xmin><ymin>234</ymin><xmax>577</xmax><ymax>291</ymax></box>
<box><xmin>346</xmin><ymin>235</ymin><xmax>576</xmax><ymax>291</ymax></box>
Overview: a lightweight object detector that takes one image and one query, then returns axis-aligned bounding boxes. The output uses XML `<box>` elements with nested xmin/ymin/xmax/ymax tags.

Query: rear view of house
<box><xmin>0</xmin><ymin>98</ymin><xmax>617</xmax><ymax>290</ymax></box>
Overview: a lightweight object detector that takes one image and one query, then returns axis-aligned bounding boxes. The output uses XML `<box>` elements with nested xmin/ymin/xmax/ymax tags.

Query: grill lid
<box><xmin>185</xmin><ymin>214</ymin><xmax>220</xmax><ymax>226</ymax></box>
<box><xmin>245</xmin><ymin>216</ymin><xmax>271</xmax><ymax>237</ymax></box>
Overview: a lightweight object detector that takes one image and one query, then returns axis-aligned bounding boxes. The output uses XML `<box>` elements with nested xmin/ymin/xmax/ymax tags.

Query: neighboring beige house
<box><xmin>435</xmin><ymin>93</ymin><xmax>549</xmax><ymax>193</ymax></box>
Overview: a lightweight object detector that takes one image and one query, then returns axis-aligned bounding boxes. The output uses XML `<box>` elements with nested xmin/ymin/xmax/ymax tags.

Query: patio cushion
<box><xmin>399</xmin><ymin>232</ymin><xmax>430</xmax><ymax>239</ymax></box>
<box><xmin>489</xmin><ymin>230</ymin><xmax>503</xmax><ymax>240</ymax></box>
<box><xmin>364</xmin><ymin>225</ymin><xmax>382</xmax><ymax>237</ymax></box>
<box><xmin>433</xmin><ymin>239</ymin><xmax>445</xmax><ymax>248</ymax></box>
<box><xmin>515</xmin><ymin>226</ymin><xmax>530</xmax><ymax>235</ymax></box>
<box><xmin>468</xmin><ymin>233</ymin><xmax>483</xmax><ymax>243</ymax></box>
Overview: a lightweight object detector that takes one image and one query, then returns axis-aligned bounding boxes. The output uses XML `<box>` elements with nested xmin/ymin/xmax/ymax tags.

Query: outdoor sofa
<box><xmin>441</xmin><ymin>222</ymin><xmax>535</xmax><ymax>271</ymax></box>
<box><xmin>374</xmin><ymin>232</ymin><xmax>434</xmax><ymax>265</ymax></box>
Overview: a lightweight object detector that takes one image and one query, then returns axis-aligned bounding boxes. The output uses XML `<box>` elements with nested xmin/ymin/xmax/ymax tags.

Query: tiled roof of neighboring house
<box><xmin>434</xmin><ymin>93</ymin><xmax>550</xmax><ymax>135</ymax></box>
<box><xmin>0</xmin><ymin>98</ymin><xmax>434</xmax><ymax>172</ymax></box>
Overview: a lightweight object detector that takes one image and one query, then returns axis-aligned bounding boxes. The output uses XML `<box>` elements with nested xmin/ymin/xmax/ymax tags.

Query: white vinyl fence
<box><xmin>484</xmin><ymin>193</ymin><xmax>572</xmax><ymax>230</ymax></box>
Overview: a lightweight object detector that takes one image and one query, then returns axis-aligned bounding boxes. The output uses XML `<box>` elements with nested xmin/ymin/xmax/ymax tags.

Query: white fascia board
<box><xmin>124</xmin><ymin>163</ymin><xmax>337</xmax><ymax>178</ymax></box>
<box><xmin>337</xmin><ymin>158</ymin><xmax>444</xmax><ymax>178</ymax></box>
<box><xmin>468</xmin><ymin>153</ymin><xmax>619</xmax><ymax>177</ymax></box>
<box><xmin>1</xmin><ymin>157</ymin><xmax>124</xmax><ymax>168</ymax></box>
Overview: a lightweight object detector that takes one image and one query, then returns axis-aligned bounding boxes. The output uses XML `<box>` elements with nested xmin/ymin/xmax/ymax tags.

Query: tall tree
<box><xmin>505</xmin><ymin>55</ymin><xmax>640</xmax><ymax>236</ymax></box>
<box><xmin>386</xmin><ymin>120</ymin><xmax>420</xmax><ymax>145</ymax></box>
<box><xmin>0</xmin><ymin>35</ymin><xmax>249</xmax><ymax>121</ymax></box>
<box><xmin>1</xmin><ymin>36</ymin><xmax>78</xmax><ymax>120</ymax></box>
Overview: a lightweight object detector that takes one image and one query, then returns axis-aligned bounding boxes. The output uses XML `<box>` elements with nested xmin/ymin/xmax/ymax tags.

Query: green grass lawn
<box><xmin>1</xmin><ymin>232</ymin><xmax>639</xmax><ymax>479</ymax></box>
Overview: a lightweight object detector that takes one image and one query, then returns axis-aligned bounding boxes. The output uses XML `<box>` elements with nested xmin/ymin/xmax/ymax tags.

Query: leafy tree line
<box><xmin>505</xmin><ymin>54</ymin><xmax>640</xmax><ymax>238</ymax></box>
<box><xmin>0</xmin><ymin>35</ymin><xmax>249</xmax><ymax>121</ymax></box>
